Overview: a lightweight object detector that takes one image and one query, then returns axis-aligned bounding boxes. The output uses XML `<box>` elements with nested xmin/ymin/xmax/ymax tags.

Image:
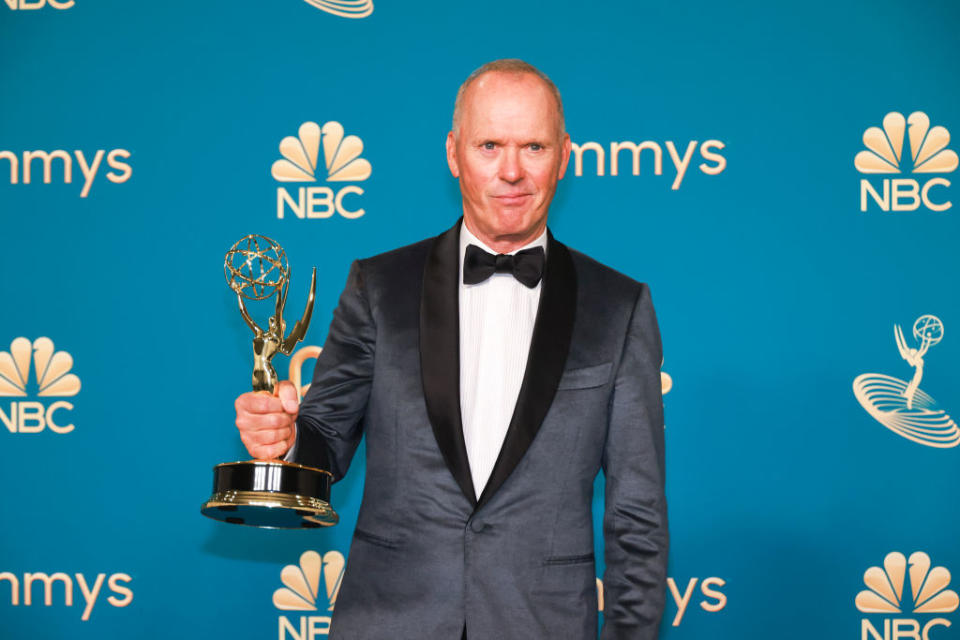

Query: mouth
<box><xmin>492</xmin><ymin>193</ymin><xmax>532</xmax><ymax>206</ymax></box>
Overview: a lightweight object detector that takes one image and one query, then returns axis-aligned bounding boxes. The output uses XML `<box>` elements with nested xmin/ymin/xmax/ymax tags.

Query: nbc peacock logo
<box><xmin>0</xmin><ymin>337</ymin><xmax>80</xmax><ymax>434</ymax></box>
<box><xmin>856</xmin><ymin>552</ymin><xmax>958</xmax><ymax>639</ymax></box>
<box><xmin>300</xmin><ymin>0</ymin><xmax>373</xmax><ymax>18</ymax></box>
<box><xmin>272</xmin><ymin>120</ymin><xmax>371</xmax><ymax>220</ymax></box>
<box><xmin>856</xmin><ymin>111</ymin><xmax>957</xmax><ymax>212</ymax></box>
<box><xmin>275</xmin><ymin>550</ymin><xmax>345</xmax><ymax>639</ymax></box>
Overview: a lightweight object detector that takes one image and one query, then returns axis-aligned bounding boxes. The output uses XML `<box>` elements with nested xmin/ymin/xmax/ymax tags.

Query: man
<box><xmin>234</xmin><ymin>59</ymin><xmax>667</xmax><ymax>639</ymax></box>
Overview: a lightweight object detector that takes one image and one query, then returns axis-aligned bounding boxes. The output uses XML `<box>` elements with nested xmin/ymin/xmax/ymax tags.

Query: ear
<box><xmin>557</xmin><ymin>133</ymin><xmax>572</xmax><ymax>180</ymax></box>
<box><xmin>446</xmin><ymin>131</ymin><xmax>460</xmax><ymax>178</ymax></box>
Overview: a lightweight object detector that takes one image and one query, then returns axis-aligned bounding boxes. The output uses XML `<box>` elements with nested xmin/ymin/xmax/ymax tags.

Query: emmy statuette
<box><xmin>201</xmin><ymin>235</ymin><xmax>339</xmax><ymax>528</ymax></box>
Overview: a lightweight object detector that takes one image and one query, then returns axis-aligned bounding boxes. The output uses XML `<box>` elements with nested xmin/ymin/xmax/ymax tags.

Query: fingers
<box><xmin>277</xmin><ymin>380</ymin><xmax>300</xmax><ymax>414</ymax></box>
<box><xmin>236</xmin><ymin>411</ymin><xmax>293</xmax><ymax>431</ymax></box>
<box><xmin>235</xmin><ymin>391</ymin><xmax>286</xmax><ymax>415</ymax></box>
<box><xmin>245</xmin><ymin>439</ymin><xmax>293</xmax><ymax>461</ymax></box>
<box><xmin>234</xmin><ymin>382</ymin><xmax>300</xmax><ymax>460</ymax></box>
<box><xmin>238</xmin><ymin>426</ymin><xmax>293</xmax><ymax>446</ymax></box>
<box><xmin>237</xmin><ymin>419</ymin><xmax>295</xmax><ymax>459</ymax></box>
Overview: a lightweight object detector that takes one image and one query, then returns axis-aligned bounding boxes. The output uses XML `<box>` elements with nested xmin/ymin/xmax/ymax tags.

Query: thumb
<box><xmin>277</xmin><ymin>380</ymin><xmax>300</xmax><ymax>414</ymax></box>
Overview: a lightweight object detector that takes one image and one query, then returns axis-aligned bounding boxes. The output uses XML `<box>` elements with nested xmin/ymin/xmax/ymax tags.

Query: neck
<box><xmin>462</xmin><ymin>218</ymin><xmax>546</xmax><ymax>254</ymax></box>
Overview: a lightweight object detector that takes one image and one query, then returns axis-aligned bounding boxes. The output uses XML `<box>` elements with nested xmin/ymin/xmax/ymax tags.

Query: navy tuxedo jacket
<box><xmin>294</xmin><ymin>220</ymin><xmax>668</xmax><ymax>639</ymax></box>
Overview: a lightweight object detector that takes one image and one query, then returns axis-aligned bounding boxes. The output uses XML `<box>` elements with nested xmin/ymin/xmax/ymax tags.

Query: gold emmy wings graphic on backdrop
<box><xmin>854</xmin><ymin>112</ymin><xmax>958</xmax><ymax>174</ymax></box>
<box><xmin>273</xmin><ymin>550</ymin><xmax>346</xmax><ymax>611</ymax></box>
<box><xmin>0</xmin><ymin>337</ymin><xmax>80</xmax><ymax>397</ymax></box>
<box><xmin>200</xmin><ymin>235</ymin><xmax>338</xmax><ymax>529</ymax></box>
<box><xmin>856</xmin><ymin>552</ymin><xmax>959</xmax><ymax>614</ymax></box>
<box><xmin>301</xmin><ymin>0</ymin><xmax>373</xmax><ymax>19</ymax></box>
<box><xmin>271</xmin><ymin>121</ymin><xmax>372</xmax><ymax>183</ymax></box>
<box><xmin>853</xmin><ymin>315</ymin><xmax>959</xmax><ymax>448</ymax></box>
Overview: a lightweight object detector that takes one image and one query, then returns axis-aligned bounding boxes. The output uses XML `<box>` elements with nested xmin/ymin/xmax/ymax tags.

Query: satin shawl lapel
<box><xmin>420</xmin><ymin>220</ymin><xmax>477</xmax><ymax>507</ymax></box>
<box><xmin>476</xmin><ymin>232</ymin><xmax>578</xmax><ymax>511</ymax></box>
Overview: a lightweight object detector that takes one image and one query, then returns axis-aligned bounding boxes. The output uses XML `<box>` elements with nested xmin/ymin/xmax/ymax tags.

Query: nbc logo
<box><xmin>856</xmin><ymin>552</ymin><xmax>958</xmax><ymax>640</ymax></box>
<box><xmin>274</xmin><ymin>550</ymin><xmax>345</xmax><ymax>639</ymax></box>
<box><xmin>272</xmin><ymin>121</ymin><xmax>371</xmax><ymax>220</ymax></box>
<box><xmin>855</xmin><ymin>112</ymin><xmax>957</xmax><ymax>212</ymax></box>
<box><xmin>300</xmin><ymin>0</ymin><xmax>373</xmax><ymax>18</ymax></box>
<box><xmin>0</xmin><ymin>337</ymin><xmax>80</xmax><ymax>434</ymax></box>
<box><xmin>3</xmin><ymin>0</ymin><xmax>73</xmax><ymax>8</ymax></box>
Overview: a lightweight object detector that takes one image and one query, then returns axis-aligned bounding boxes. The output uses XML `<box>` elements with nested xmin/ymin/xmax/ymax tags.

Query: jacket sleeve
<box><xmin>292</xmin><ymin>260</ymin><xmax>375</xmax><ymax>482</ymax></box>
<box><xmin>600</xmin><ymin>283</ymin><xmax>668</xmax><ymax>639</ymax></box>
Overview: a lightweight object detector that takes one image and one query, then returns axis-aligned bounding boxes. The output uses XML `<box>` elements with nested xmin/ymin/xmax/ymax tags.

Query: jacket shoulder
<box><xmin>358</xmin><ymin>236</ymin><xmax>434</xmax><ymax>272</ymax></box>
<box><xmin>350</xmin><ymin>235</ymin><xmax>434</xmax><ymax>305</ymax></box>
<box><xmin>565</xmin><ymin>245</ymin><xmax>648</xmax><ymax>303</ymax></box>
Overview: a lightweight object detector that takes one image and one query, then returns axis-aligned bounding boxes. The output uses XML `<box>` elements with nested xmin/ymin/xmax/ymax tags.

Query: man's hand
<box><xmin>234</xmin><ymin>380</ymin><xmax>299</xmax><ymax>459</ymax></box>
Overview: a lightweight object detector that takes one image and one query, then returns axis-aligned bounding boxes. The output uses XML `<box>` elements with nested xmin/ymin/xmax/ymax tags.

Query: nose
<box><xmin>498</xmin><ymin>147</ymin><xmax>522</xmax><ymax>183</ymax></box>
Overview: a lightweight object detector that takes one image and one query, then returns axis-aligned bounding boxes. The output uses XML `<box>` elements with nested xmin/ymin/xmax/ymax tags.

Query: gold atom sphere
<box><xmin>225</xmin><ymin>234</ymin><xmax>290</xmax><ymax>301</ymax></box>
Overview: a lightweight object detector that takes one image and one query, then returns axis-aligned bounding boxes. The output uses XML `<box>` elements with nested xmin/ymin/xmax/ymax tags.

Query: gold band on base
<box><xmin>201</xmin><ymin>490</ymin><xmax>339</xmax><ymax>528</ymax></box>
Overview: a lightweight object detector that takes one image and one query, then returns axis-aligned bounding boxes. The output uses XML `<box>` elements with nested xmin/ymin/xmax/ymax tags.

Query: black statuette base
<box><xmin>200</xmin><ymin>460</ymin><xmax>338</xmax><ymax>529</ymax></box>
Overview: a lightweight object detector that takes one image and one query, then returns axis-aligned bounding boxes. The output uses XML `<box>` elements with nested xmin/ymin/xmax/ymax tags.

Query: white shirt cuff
<box><xmin>283</xmin><ymin>437</ymin><xmax>297</xmax><ymax>462</ymax></box>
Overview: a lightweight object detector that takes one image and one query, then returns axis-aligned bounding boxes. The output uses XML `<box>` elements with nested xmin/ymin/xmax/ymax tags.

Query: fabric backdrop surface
<box><xmin>1</xmin><ymin>0</ymin><xmax>959</xmax><ymax>638</ymax></box>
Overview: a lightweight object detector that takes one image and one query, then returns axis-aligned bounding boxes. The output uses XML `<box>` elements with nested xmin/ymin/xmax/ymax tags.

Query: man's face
<box><xmin>446</xmin><ymin>72</ymin><xmax>571</xmax><ymax>249</ymax></box>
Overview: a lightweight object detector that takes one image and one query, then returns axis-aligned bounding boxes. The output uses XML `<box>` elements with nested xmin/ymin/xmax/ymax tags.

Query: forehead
<box><xmin>460</xmin><ymin>72</ymin><xmax>560</xmax><ymax>138</ymax></box>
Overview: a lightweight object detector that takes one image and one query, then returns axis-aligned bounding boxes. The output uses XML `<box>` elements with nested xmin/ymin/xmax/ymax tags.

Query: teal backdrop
<box><xmin>2</xmin><ymin>0</ymin><xmax>959</xmax><ymax>638</ymax></box>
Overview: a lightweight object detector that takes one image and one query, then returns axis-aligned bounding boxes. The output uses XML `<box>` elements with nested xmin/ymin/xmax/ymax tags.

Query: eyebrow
<box><xmin>473</xmin><ymin>137</ymin><xmax>552</xmax><ymax>146</ymax></box>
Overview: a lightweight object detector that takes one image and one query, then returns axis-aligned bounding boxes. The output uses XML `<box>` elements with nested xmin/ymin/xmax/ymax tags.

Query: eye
<box><xmin>528</xmin><ymin>143</ymin><xmax>543</xmax><ymax>152</ymax></box>
<box><xmin>482</xmin><ymin>141</ymin><xmax>496</xmax><ymax>150</ymax></box>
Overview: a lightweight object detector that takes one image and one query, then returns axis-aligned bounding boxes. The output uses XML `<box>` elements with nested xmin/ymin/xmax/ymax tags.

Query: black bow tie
<box><xmin>463</xmin><ymin>244</ymin><xmax>545</xmax><ymax>288</ymax></box>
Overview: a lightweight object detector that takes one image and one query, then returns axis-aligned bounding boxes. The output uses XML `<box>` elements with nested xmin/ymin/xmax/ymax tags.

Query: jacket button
<box><xmin>470</xmin><ymin>519</ymin><xmax>487</xmax><ymax>533</ymax></box>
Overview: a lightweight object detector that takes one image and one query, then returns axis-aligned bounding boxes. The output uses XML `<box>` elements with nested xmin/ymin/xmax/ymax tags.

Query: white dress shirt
<box><xmin>459</xmin><ymin>224</ymin><xmax>546</xmax><ymax>498</ymax></box>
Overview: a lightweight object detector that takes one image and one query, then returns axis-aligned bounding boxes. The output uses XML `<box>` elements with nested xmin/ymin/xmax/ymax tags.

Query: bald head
<box><xmin>452</xmin><ymin>59</ymin><xmax>565</xmax><ymax>139</ymax></box>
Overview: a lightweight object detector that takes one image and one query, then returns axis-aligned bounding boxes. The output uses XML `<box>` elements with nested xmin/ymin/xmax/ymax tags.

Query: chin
<box><xmin>490</xmin><ymin>209</ymin><xmax>536</xmax><ymax>235</ymax></box>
